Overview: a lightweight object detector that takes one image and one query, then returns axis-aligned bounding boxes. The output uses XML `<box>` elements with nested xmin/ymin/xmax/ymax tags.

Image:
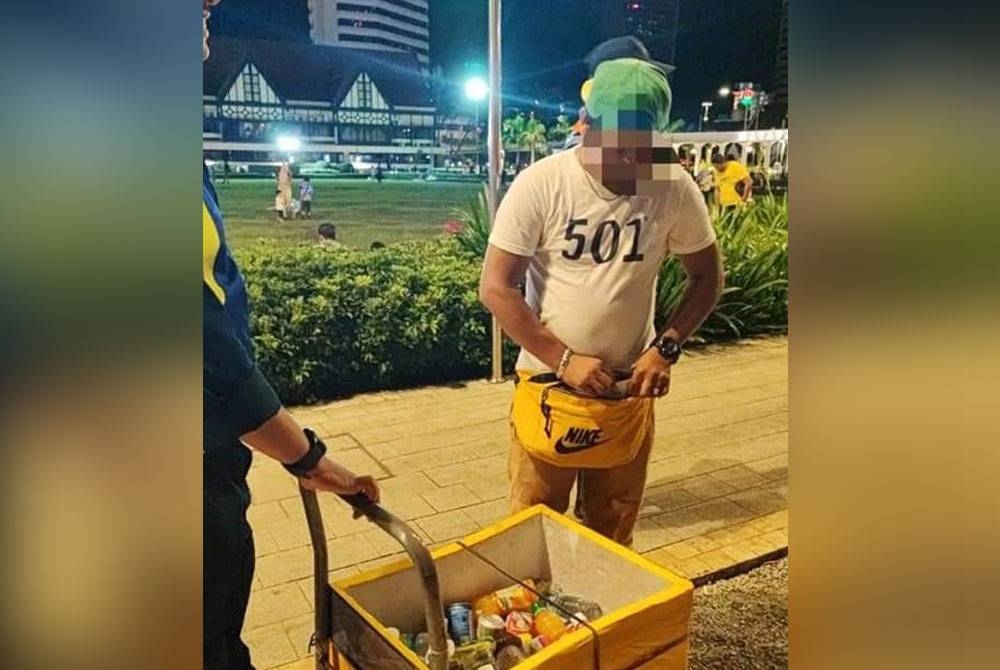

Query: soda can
<box><xmin>504</xmin><ymin>610</ymin><xmax>533</xmax><ymax>636</ymax></box>
<box><xmin>447</xmin><ymin>602</ymin><xmax>474</xmax><ymax>645</ymax></box>
<box><xmin>475</xmin><ymin>613</ymin><xmax>506</xmax><ymax>641</ymax></box>
<box><xmin>495</xmin><ymin>643</ymin><xmax>528</xmax><ymax>670</ymax></box>
<box><xmin>399</xmin><ymin>632</ymin><xmax>415</xmax><ymax>649</ymax></box>
<box><xmin>529</xmin><ymin>635</ymin><xmax>552</xmax><ymax>654</ymax></box>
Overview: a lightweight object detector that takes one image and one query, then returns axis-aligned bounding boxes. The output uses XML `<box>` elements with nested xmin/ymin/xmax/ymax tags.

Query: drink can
<box><xmin>504</xmin><ymin>610</ymin><xmax>533</xmax><ymax>636</ymax></box>
<box><xmin>399</xmin><ymin>632</ymin><xmax>415</xmax><ymax>649</ymax></box>
<box><xmin>495</xmin><ymin>643</ymin><xmax>528</xmax><ymax>670</ymax></box>
<box><xmin>529</xmin><ymin>635</ymin><xmax>552</xmax><ymax>654</ymax></box>
<box><xmin>475</xmin><ymin>613</ymin><xmax>506</xmax><ymax>641</ymax></box>
<box><xmin>413</xmin><ymin>632</ymin><xmax>430</xmax><ymax>656</ymax></box>
<box><xmin>452</xmin><ymin>640</ymin><xmax>495</xmax><ymax>669</ymax></box>
<box><xmin>447</xmin><ymin>602</ymin><xmax>474</xmax><ymax>645</ymax></box>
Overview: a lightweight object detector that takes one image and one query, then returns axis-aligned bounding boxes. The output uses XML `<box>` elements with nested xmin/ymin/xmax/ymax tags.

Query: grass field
<box><xmin>214</xmin><ymin>178</ymin><xmax>483</xmax><ymax>249</ymax></box>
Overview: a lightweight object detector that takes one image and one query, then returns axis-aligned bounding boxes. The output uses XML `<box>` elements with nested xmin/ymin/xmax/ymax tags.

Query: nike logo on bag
<box><xmin>555</xmin><ymin>427</ymin><xmax>607</xmax><ymax>454</ymax></box>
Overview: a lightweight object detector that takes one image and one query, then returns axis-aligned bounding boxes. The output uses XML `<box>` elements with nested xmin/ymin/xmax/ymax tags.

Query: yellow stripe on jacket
<box><xmin>203</xmin><ymin>203</ymin><xmax>226</xmax><ymax>304</ymax></box>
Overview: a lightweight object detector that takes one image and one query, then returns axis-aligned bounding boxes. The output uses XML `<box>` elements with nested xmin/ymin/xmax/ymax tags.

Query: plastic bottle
<box><xmin>494</xmin><ymin>579</ymin><xmax>538</xmax><ymax>613</ymax></box>
<box><xmin>531</xmin><ymin>605</ymin><xmax>568</xmax><ymax>641</ymax></box>
<box><xmin>472</xmin><ymin>592</ymin><xmax>505</xmax><ymax>619</ymax></box>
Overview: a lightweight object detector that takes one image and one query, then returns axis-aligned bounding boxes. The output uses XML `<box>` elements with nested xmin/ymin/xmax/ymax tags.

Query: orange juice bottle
<box><xmin>472</xmin><ymin>592</ymin><xmax>504</xmax><ymax>619</ymax></box>
<box><xmin>531</xmin><ymin>604</ymin><xmax>568</xmax><ymax>641</ymax></box>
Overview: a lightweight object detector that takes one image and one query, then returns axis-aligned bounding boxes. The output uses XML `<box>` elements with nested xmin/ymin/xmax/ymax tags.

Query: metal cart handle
<box><xmin>300</xmin><ymin>486</ymin><xmax>450</xmax><ymax>670</ymax></box>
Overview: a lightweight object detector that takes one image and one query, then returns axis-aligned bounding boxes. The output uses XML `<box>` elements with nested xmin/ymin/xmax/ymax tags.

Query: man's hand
<box><xmin>629</xmin><ymin>348</ymin><xmax>672</xmax><ymax>398</ymax></box>
<box><xmin>561</xmin><ymin>354</ymin><xmax>615</xmax><ymax>397</ymax></box>
<box><xmin>300</xmin><ymin>457</ymin><xmax>381</xmax><ymax>517</ymax></box>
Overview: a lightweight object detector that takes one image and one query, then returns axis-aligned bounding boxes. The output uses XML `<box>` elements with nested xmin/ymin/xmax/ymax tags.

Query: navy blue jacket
<box><xmin>203</xmin><ymin>167</ymin><xmax>280</xmax><ymax>439</ymax></box>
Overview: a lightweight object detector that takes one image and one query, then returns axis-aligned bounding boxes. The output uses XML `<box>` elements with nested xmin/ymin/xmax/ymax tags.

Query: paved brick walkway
<box><xmin>243</xmin><ymin>337</ymin><xmax>788</xmax><ymax>669</ymax></box>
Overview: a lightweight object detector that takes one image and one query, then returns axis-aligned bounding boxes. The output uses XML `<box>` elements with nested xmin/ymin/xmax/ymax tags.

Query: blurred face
<box><xmin>581</xmin><ymin>129</ymin><xmax>655</xmax><ymax>196</ymax></box>
<box><xmin>203</xmin><ymin>1</ymin><xmax>220</xmax><ymax>62</ymax></box>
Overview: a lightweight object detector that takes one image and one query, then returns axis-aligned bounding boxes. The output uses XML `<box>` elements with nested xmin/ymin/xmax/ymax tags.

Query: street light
<box><xmin>276</xmin><ymin>135</ymin><xmax>301</xmax><ymax>153</ymax></box>
<box><xmin>464</xmin><ymin>76</ymin><xmax>488</xmax><ymax>174</ymax></box>
<box><xmin>464</xmin><ymin>76</ymin><xmax>488</xmax><ymax>102</ymax></box>
<box><xmin>699</xmin><ymin>101</ymin><xmax>713</xmax><ymax>132</ymax></box>
<box><xmin>718</xmin><ymin>86</ymin><xmax>731</xmax><ymax>98</ymax></box>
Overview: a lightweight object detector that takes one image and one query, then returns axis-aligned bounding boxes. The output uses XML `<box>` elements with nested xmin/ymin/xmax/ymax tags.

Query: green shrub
<box><xmin>453</xmin><ymin>186</ymin><xmax>492</xmax><ymax>257</ymax></box>
<box><xmin>237</xmin><ymin>196</ymin><xmax>787</xmax><ymax>402</ymax></box>
<box><xmin>658</xmin><ymin>196</ymin><xmax>788</xmax><ymax>340</ymax></box>
<box><xmin>235</xmin><ymin>237</ymin><xmax>517</xmax><ymax>403</ymax></box>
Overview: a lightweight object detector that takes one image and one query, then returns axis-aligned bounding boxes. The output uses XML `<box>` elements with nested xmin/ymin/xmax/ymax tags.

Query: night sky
<box><xmin>209</xmin><ymin>0</ymin><xmax>783</xmax><ymax>127</ymax></box>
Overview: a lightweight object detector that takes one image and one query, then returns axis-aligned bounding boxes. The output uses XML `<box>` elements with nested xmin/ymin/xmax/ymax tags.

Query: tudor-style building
<box><xmin>203</xmin><ymin>36</ymin><xmax>438</xmax><ymax>166</ymax></box>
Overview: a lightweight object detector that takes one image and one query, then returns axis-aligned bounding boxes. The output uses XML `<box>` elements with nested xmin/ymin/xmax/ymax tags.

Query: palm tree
<box><xmin>502</xmin><ymin>113</ymin><xmax>527</xmax><ymax>169</ymax></box>
<box><xmin>547</xmin><ymin>114</ymin><xmax>571</xmax><ymax>144</ymax></box>
<box><xmin>520</xmin><ymin>114</ymin><xmax>549</xmax><ymax>164</ymax></box>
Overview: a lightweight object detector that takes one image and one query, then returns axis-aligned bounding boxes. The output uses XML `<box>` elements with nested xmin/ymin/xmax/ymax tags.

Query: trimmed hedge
<box><xmin>237</xmin><ymin>197</ymin><xmax>787</xmax><ymax>403</ymax></box>
<box><xmin>235</xmin><ymin>238</ymin><xmax>517</xmax><ymax>404</ymax></box>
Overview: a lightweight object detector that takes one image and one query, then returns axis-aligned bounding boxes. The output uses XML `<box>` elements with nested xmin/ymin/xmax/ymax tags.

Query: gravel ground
<box><xmin>689</xmin><ymin>558</ymin><xmax>788</xmax><ymax>670</ymax></box>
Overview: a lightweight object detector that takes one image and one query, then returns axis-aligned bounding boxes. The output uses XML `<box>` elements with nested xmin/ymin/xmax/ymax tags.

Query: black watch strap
<box><xmin>654</xmin><ymin>335</ymin><xmax>682</xmax><ymax>364</ymax></box>
<box><xmin>283</xmin><ymin>428</ymin><xmax>327</xmax><ymax>478</ymax></box>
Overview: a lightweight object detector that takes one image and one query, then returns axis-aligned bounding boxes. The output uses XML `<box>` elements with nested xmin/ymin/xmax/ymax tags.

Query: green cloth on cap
<box><xmin>584</xmin><ymin>58</ymin><xmax>672</xmax><ymax>132</ymax></box>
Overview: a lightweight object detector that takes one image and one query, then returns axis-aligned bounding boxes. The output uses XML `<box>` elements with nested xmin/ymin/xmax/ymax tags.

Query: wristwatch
<box><xmin>283</xmin><ymin>428</ymin><xmax>327</xmax><ymax>478</ymax></box>
<box><xmin>653</xmin><ymin>335</ymin><xmax>682</xmax><ymax>364</ymax></box>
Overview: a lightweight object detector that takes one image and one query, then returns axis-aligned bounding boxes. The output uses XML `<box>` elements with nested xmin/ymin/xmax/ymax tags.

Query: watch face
<box><xmin>659</xmin><ymin>338</ymin><xmax>680</xmax><ymax>362</ymax></box>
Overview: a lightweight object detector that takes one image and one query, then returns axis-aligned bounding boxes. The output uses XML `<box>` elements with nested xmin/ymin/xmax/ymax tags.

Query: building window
<box><xmin>358</xmin><ymin>74</ymin><xmax>372</xmax><ymax>108</ymax></box>
<box><xmin>337</xmin><ymin>3</ymin><xmax>429</xmax><ymax>30</ymax></box>
<box><xmin>242</xmin><ymin>64</ymin><xmax>262</xmax><ymax>102</ymax></box>
<box><xmin>336</xmin><ymin>18</ymin><xmax>428</xmax><ymax>43</ymax></box>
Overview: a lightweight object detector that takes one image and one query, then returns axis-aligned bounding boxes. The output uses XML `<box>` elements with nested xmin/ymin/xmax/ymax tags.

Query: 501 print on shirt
<box><xmin>561</xmin><ymin>216</ymin><xmax>645</xmax><ymax>264</ymax></box>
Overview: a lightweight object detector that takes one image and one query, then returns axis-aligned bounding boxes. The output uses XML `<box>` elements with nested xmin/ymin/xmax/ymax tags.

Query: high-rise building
<box><xmin>308</xmin><ymin>0</ymin><xmax>430</xmax><ymax>67</ymax></box>
<box><xmin>622</xmin><ymin>0</ymin><xmax>680</xmax><ymax>66</ymax></box>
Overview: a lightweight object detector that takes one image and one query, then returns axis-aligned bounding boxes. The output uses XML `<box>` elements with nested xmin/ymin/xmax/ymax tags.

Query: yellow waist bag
<box><xmin>511</xmin><ymin>371</ymin><xmax>654</xmax><ymax>468</ymax></box>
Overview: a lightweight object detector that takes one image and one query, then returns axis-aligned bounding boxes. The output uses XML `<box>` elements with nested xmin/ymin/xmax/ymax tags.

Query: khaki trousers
<box><xmin>508</xmin><ymin>421</ymin><xmax>654</xmax><ymax>548</ymax></box>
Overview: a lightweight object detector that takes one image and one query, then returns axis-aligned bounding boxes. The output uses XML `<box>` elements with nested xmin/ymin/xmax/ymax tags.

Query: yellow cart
<box><xmin>301</xmin><ymin>489</ymin><xmax>693</xmax><ymax>670</ymax></box>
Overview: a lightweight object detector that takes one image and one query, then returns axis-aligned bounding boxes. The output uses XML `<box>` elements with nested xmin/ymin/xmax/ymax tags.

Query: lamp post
<box><xmin>699</xmin><ymin>101</ymin><xmax>712</xmax><ymax>132</ymax></box>
<box><xmin>464</xmin><ymin>76</ymin><xmax>488</xmax><ymax>174</ymax></box>
<box><xmin>487</xmin><ymin>0</ymin><xmax>504</xmax><ymax>383</ymax></box>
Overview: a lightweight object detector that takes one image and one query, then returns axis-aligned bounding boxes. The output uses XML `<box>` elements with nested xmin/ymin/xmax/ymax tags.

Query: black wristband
<box><xmin>283</xmin><ymin>428</ymin><xmax>327</xmax><ymax>478</ymax></box>
<box><xmin>653</xmin><ymin>334</ymin><xmax>682</xmax><ymax>364</ymax></box>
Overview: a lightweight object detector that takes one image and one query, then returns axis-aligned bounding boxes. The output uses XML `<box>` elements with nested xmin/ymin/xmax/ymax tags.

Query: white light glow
<box><xmin>277</xmin><ymin>135</ymin><xmax>301</xmax><ymax>153</ymax></box>
<box><xmin>464</xmin><ymin>77</ymin><xmax>488</xmax><ymax>102</ymax></box>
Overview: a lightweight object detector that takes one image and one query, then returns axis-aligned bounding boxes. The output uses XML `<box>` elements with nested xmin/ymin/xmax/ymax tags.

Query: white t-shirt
<box><xmin>489</xmin><ymin>148</ymin><xmax>716</xmax><ymax>373</ymax></box>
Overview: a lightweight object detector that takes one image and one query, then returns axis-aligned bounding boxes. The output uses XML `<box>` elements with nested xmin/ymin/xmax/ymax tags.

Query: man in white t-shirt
<box><xmin>479</xmin><ymin>58</ymin><xmax>724</xmax><ymax>546</ymax></box>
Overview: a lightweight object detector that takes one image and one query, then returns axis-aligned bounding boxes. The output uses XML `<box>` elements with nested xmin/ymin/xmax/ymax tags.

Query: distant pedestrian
<box><xmin>273</xmin><ymin>189</ymin><xmax>288</xmax><ymax>221</ymax></box>
<box><xmin>317</xmin><ymin>222</ymin><xmax>343</xmax><ymax>248</ymax></box>
<box><xmin>712</xmin><ymin>153</ymin><xmax>752</xmax><ymax>209</ymax></box>
<box><xmin>374</xmin><ymin>165</ymin><xmax>384</xmax><ymax>183</ymax></box>
<box><xmin>222</xmin><ymin>158</ymin><xmax>231</xmax><ymax>184</ymax></box>
<box><xmin>277</xmin><ymin>161</ymin><xmax>293</xmax><ymax>212</ymax></box>
<box><xmin>298</xmin><ymin>176</ymin><xmax>314</xmax><ymax>219</ymax></box>
<box><xmin>695</xmin><ymin>162</ymin><xmax>715</xmax><ymax>208</ymax></box>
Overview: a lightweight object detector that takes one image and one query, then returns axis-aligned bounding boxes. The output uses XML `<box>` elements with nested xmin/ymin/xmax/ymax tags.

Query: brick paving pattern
<box><xmin>243</xmin><ymin>337</ymin><xmax>788</xmax><ymax>669</ymax></box>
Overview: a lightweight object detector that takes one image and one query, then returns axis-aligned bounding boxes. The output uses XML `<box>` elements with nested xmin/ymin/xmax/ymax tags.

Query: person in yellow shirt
<box><xmin>712</xmin><ymin>153</ymin><xmax>752</xmax><ymax>208</ymax></box>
